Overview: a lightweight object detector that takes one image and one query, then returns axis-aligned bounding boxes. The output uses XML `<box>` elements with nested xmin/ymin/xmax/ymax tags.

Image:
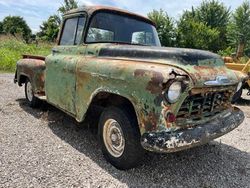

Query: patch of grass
<box><xmin>0</xmin><ymin>35</ymin><xmax>53</xmax><ymax>72</ymax></box>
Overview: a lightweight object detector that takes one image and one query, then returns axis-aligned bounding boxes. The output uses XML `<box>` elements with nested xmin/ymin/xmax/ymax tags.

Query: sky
<box><xmin>0</xmin><ymin>0</ymin><xmax>247</xmax><ymax>33</ymax></box>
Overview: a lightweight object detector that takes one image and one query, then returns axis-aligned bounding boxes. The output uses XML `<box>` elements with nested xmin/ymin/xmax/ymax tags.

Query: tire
<box><xmin>98</xmin><ymin>106</ymin><xmax>144</xmax><ymax>170</ymax></box>
<box><xmin>25</xmin><ymin>79</ymin><xmax>41</xmax><ymax>108</ymax></box>
<box><xmin>232</xmin><ymin>88</ymin><xmax>243</xmax><ymax>103</ymax></box>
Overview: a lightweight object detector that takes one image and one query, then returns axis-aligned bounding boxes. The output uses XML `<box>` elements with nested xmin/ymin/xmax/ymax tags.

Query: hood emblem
<box><xmin>204</xmin><ymin>76</ymin><xmax>231</xmax><ymax>86</ymax></box>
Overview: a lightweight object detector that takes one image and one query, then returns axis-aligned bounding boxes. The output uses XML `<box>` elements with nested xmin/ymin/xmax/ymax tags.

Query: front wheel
<box><xmin>25</xmin><ymin>79</ymin><xmax>41</xmax><ymax>108</ymax></box>
<box><xmin>98</xmin><ymin>106</ymin><xmax>144</xmax><ymax>170</ymax></box>
<box><xmin>232</xmin><ymin>88</ymin><xmax>243</xmax><ymax>103</ymax></box>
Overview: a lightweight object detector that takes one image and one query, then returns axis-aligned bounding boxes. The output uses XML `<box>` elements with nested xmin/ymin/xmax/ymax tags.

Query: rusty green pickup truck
<box><xmin>14</xmin><ymin>6</ymin><xmax>245</xmax><ymax>169</ymax></box>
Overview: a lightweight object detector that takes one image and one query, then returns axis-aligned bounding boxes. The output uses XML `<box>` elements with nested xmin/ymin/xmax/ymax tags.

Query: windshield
<box><xmin>86</xmin><ymin>12</ymin><xmax>161</xmax><ymax>46</ymax></box>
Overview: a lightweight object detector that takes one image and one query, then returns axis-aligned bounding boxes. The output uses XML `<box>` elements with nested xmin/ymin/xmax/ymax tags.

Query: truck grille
<box><xmin>176</xmin><ymin>91</ymin><xmax>232</xmax><ymax>123</ymax></box>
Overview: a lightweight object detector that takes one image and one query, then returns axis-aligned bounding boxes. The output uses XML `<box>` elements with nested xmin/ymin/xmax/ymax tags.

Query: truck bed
<box><xmin>22</xmin><ymin>54</ymin><xmax>46</xmax><ymax>61</ymax></box>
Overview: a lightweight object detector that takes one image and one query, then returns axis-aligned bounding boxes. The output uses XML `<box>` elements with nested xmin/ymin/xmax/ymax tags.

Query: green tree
<box><xmin>196</xmin><ymin>0</ymin><xmax>230</xmax><ymax>28</ymax></box>
<box><xmin>176</xmin><ymin>12</ymin><xmax>219</xmax><ymax>50</ymax></box>
<box><xmin>0</xmin><ymin>22</ymin><xmax>3</xmax><ymax>34</ymax></box>
<box><xmin>37</xmin><ymin>0</ymin><xmax>78</xmax><ymax>42</ymax></box>
<box><xmin>2</xmin><ymin>16</ymin><xmax>31</xmax><ymax>42</ymax></box>
<box><xmin>147</xmin><ymin>9</ymin><xmax>175</xmax><ymax>46</ymax></box>
<box><xmin>58</xmin><ymin>0</ymin><xmax>78</xmax><ymax>15</ymax></box>
<box><xmin>227</xmin><ymin>1</ymin><xmax>250</xmax><ymax>58</ymax></box>
<box><xmin>175</xmin><ymin>0</ymin><xmax>230</xmax><ymax>52</ymax></box>
<box><xmin>196</xmin><ymin>0</ymin><xmax>230</xmax><ymax>51</ymax></box>
<box><xmin>37</xmin><ymin>15</ymin><xmax>61</xmax><ymax>42</ymax></box>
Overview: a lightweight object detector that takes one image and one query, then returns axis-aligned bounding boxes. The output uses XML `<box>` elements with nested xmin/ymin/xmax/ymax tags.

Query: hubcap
<box><xmin>103</xmin><ymin>119</ymin><xmax>125</xmax><ymax>158</ymax></box>
<box><xmin>26</xmin><ymin>82</ymin><xmax>33</xmax><ymax>102</ymax></box>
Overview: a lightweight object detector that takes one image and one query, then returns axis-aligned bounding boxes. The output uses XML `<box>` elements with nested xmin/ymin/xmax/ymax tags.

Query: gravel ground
<box><xmin>0</xmin><ymin>73</ymin><xmax>249</xmax><ymax>188</ymax></box>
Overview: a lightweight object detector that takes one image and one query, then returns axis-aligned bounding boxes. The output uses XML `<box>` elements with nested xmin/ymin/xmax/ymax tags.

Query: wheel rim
<box><xmin>26</xmin><ymin>81</ymin><xmax>33</xmax><ymax>102</ymax></box>
<box><xmin>103</xmin><ymin>119</ymin><xmax>125</xmax><ymax>158</ymax></box>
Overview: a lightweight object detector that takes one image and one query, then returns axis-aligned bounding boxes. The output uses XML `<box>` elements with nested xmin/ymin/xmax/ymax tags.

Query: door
<box><xmin>45</xmin><ymin>15</ymin><xmax>86</xmax><ymax>115</ymax></box>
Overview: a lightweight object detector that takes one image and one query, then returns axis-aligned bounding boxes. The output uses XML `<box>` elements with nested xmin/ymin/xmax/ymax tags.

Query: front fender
<box><xmin>75</xmin><ymin>57</ymin><xmax>190</xmax><ymax>135</ymax></box>
<box><xmin>75</xmin><ymin>85</ymin><xmax>170</xmax><ymax>135</ymax></box>
<box><xmin>232</xmin><ymin>70</ymin><xmax>249</xmax><ymax>88</ymax></box>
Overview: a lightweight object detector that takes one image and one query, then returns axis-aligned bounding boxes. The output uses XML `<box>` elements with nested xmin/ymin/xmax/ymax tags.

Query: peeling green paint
<box><xmin>14</xmin><ymin>6</ymin><xmax>246</xmax><ymax>153</ymax></box>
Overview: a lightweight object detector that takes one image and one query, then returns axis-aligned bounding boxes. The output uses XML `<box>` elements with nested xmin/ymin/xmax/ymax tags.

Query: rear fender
<box><xmin>16</xmin><ymin>59</ymin><xmax>46</xmax><ymax>94</ymax></box>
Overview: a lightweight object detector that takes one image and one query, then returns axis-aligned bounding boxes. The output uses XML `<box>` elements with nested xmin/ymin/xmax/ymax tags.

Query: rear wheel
<box><xmin>25</xmin><ymin>79</ymin><xmax>41</xmax><ymax>108</ymax></box>
<box><xmin>98</xmin><ymin>106</ymin><xmax>144</xmax><ymax>170</ymax></box>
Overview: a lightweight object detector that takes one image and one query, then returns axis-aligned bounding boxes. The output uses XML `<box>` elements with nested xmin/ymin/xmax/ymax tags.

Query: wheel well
<box><xmin>243</xmin><ymin>81</ymin><xmax>249</xmax><ymax>89</ymax></box>
<box><xmin>18</xmin><ymin>75</ymin><xmax>28</xmax><ymax>86</ymax></box>
<box><xmin>86</xmin><ymin>92</ymin><xmax>139</xmax><ymax>129</ymax></box>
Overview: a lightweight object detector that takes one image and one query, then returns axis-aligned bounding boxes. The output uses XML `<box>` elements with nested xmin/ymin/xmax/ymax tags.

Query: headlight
<box><xmin>165</xmin><ymin>81</ymin><xmax>182</xmax><ymax>103</ymax></box>
<box><xmin>236</xmin><ymin>82</ymin><xmax>242</xmax><ymax>92</ymax></box>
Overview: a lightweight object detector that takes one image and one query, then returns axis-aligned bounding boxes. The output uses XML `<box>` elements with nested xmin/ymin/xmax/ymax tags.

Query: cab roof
<box><xmin>64</xmin><ymin>5</ymin><xmax>155</xmax><ymax>26</ymax></box>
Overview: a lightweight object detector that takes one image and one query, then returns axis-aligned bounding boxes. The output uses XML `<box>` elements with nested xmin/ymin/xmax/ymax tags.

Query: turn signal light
<box><xmin>165</xmin><ymin>112</ymin><xmax>176</xmax><ymax>123</ymax></box>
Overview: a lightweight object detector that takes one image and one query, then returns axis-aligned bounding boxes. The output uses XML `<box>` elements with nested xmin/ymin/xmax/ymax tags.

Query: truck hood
<box><xmin>98</xmin><ymin>44</ymin><xmax>239</xmax><ymax>87</ymax></box>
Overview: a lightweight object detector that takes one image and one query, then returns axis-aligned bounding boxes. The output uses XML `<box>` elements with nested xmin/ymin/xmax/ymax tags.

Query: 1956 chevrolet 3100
<box><xmin>14</xmin><ymin>6</ymin><xmax>245</xmax><ymax>169</ymax></box>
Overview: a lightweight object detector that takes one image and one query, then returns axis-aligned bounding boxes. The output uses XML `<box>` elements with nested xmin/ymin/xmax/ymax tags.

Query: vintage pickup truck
<box><xmin>14</xmin><ymin>6</ymin><xmax>245</xmax><ymax>169</ymax></box>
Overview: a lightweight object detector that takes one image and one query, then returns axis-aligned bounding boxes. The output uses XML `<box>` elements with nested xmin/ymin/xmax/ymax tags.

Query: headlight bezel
<box><xmin>164</xmin><ymin>81</ymin><xmax>183</xmax><ymax>104</ymax></box>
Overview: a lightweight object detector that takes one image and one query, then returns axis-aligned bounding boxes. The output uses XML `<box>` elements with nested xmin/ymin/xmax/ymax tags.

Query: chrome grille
<box><xmin>177</xmin><ymin>91</ymin><xmax>232</xmax><ymax>122</ymax></box>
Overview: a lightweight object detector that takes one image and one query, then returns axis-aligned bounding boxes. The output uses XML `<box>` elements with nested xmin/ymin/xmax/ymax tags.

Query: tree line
<box><xmin>0</xmin><ymin>0</ymin><xmax>250</xmax><ymax>58</ymax></box>
<box><xmin>0</xmin><ymin>0</ymin><xmax>77</xmax><ymax>43</ymax></box>
<box><xmin>148</xmin><ymin>0</ymin><xmax>250</xmax><ymax>58</ymax></box>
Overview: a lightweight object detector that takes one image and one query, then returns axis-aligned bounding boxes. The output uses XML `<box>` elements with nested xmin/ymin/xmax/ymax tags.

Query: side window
<box><xmin>60</xmin><ymin>16</ymin><xmax>86</xmax><ymax>45</ymax></box>
<box><xmin>75</xmin><ymin>17</ymin><xmax>85</xmax><ymax>44</ymax></box>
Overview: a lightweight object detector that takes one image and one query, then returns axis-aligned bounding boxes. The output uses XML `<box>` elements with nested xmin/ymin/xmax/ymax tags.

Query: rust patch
<box><xmin>23</xmin><ymin>54</ymin><xmax>46</xmax><ymax>61</ymax></box>
<box><xmin>191</xmin><ymin>66</ymin><xmax>228</xmax><ymax>82</ymax></box>
<box><xmin>161</xmin><ymin>105</ymin><xmax>173</xmax><ymax>128</ymax></box>
<box><xmin>190</xmin><ymin>86</ymin><xmax>236</xmax><ymax>95</ymax></box>
<box><xmin>142</xmin><ymin>111</ymin><xmax>158</xmax><ymax>131</ymax></box>
<box><xmin>146</xmin><ymin>72</ymin><xmax>164</xmax><ymax>94</ymax></box>
<box><xmin>65</xmin><ymin>5</ymin><xmax>155</xmax><ymax>26</ymax></box>
<box><xmin>134</xmin><ymin>69</ymin><xmax>164</xmax><ymax>94</ymax></box>
<box><xmin>16</xmin><ymin>59</ymin><xmax>45</xmax><ymax>94</ymax></box>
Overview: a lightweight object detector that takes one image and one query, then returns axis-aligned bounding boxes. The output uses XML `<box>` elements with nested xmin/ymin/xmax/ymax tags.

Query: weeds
<box><xmin>0</xmin><ymin>35</ymin><xmax>53</xmax><ymax>72</ymax></box>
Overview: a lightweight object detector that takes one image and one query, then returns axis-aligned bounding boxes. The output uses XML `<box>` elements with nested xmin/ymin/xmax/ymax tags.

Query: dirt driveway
<box><xmin>0</xmin><ymin>73</ymin><xmax>249</xmax><ymax>188</ymax></box>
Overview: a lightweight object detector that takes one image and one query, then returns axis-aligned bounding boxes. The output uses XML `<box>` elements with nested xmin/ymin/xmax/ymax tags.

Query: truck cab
<box><xmin>14</xmin><ymin>6</ymin><xmax>245</xmax><ymax>170</ymax></box>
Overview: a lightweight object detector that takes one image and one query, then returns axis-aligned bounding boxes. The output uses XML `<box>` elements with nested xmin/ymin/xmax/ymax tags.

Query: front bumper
<box><xmin>141</xmin><ymin>107</ymin><xmax>244</xmax><ymax>153</ymax></box>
